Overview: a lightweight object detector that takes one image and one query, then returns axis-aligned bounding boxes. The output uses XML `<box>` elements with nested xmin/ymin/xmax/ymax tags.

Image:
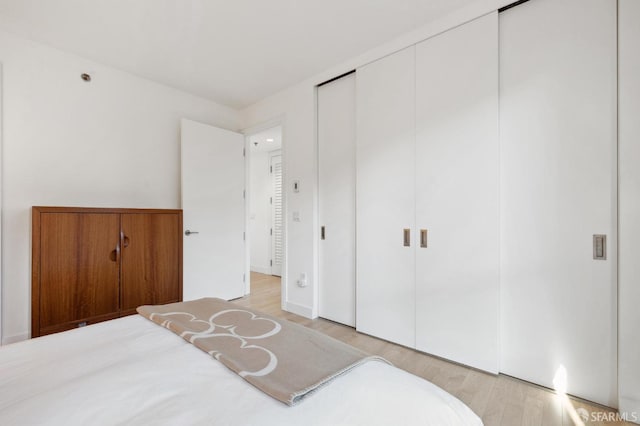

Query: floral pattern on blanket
<box><xmin>149</xmin><ymin>309</ymin><xmax>282</xmax><ymax>377</ymax></box>
<box><xmin>137</xmin><ymin>298</ymin><xmax>387</xmax><ymax>405</ymax></box>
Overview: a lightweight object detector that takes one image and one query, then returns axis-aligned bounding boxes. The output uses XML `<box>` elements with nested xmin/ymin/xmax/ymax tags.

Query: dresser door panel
<box><xmin>120</xmin><ymin>213</ymin><xmax>182</xmax><ymax>312</ymax></box>
<box><xmin>39</xmin><ymin>213</ymin><xmax>120</xmax><ymax>331</ymax></box>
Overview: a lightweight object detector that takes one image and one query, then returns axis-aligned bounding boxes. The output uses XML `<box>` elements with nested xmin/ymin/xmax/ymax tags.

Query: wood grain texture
<box><xmin>40</xmin><ymin>312</ymin><xmax>121</xmax><ymax>336</ymax></box>
<box><xmin>31</xmin><ymin>208</ymin><xmax>41</xmax><ymax>338</ymax></box>
<box><xmin>238</xmin><ymin>273</ymin><xmax>633</xmax><ymax>426</ymax></box>
<box><xmin>32</xmin><ymin>207</ymin><xmax>183</xmax><ymax>337</ymax></box>
<box><xmin>120</xmin><ymin>213</ymin><xmax>182</xmax><ymax>310</ymax></box>
<box><xmin>32</xmin><ymin>206</ymin><xmax>182</xmax><ymax>215</ymax></box>
<box><xmin>38</xmin><ymin>212</ymin><xmax>120</xmax><ymax>332</ymax></box>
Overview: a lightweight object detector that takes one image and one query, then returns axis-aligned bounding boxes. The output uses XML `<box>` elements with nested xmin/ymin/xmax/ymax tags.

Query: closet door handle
<box><xmin>321</xmin><ymin>226</ymin><xmax>325</xmax><ymax>240</ymax></box>
<box><xmin>403</xmin><ymin>228</ymin><xmax>411</xmax><ymax>247</ymax></box>
<box><xmin>420</xmin><ymin>229</ymin><xmax>428</xmax><ymax>248</ymax></box>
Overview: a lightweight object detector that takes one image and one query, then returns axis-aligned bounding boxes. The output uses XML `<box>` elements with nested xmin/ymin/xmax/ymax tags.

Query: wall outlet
<box><xmin>296</xmin><ymin>273</ymin><xmax>307</xmax><ymax>287</ymax></box>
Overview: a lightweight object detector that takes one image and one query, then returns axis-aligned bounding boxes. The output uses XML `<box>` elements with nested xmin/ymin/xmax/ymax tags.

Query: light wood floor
<box><xmin>235</xmin><ymin>273</ymin><xmax>631</xmax><ymax>426</ymax></box>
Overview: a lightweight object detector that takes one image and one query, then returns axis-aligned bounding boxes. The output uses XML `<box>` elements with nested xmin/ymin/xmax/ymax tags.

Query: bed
<box><xmin>0</xmin><ymin>300</ymin><xmax>482</xmax><ymax>425</ymax></box>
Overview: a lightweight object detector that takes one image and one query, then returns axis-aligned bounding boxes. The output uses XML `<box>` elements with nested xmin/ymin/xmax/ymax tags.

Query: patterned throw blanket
<box><xmin>137</xmin><ymin>298</ymin><xmax>388</xmax><ymax>405</ymax></box>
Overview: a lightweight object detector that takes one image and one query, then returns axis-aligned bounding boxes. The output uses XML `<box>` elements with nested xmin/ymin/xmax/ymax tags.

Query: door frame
<box><xmin>242</xmin><ymin>117</ymin><xmax>287</xmax><ymax>309</ymax></box>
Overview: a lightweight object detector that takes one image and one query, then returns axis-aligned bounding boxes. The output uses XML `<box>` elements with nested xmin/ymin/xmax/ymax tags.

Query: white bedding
<box><xmin>0</xmin><ymin>315</ymin><xmax>482</xmax><ymax>425</ymax></box>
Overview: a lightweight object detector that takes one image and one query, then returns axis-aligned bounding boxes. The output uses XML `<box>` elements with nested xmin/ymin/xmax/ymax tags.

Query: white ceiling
<box><xmin>249</xmin><ymin>126</ymin><xmax>282</xmax><ymax>154</ymax></box>
<box><xmin>0</xmin><ymin>0</ymin><xmax>479</xmax><ymax>109</ymax></box>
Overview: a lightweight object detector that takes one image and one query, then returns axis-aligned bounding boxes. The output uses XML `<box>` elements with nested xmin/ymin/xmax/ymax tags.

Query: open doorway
<box><xmin>246</xmin><ymin>125</ymin><xmax>283</xmax><ymax>299</ymax></box>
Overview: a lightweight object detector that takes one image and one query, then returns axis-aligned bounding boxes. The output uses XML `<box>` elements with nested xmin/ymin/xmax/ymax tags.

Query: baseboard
<box><xmin>2</xmin><ymin>332</ymin><xmax>29</xmax><ymax>346</ymax></box>
<box><xmin>619</xmin><ymin>397</ymin><xmax>640</xmax><ymax>424</ymax></box>
<box><xmin>250</xmin><ymin>265</ymin><xmax>271</xmax><ymax>275</ymax></box>
<box><xmin>284</xmin><ymin>301</ymin><xmax>313</xmax><ymax>319</ymax></box>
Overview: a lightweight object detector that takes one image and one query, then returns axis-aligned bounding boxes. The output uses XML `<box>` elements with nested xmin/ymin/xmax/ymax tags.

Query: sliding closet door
<box><xmin>356</xmin><ymin>47</ymin><xmax>415</xmax><ymax>347</ymax></box>
<box><xmin>619</xmin><ymin>0</ymin><xmax>640</xmax><ymax>415</ymax></box>
<box><xmin>415</xmin><ymin>12</ymin><xmax>499</xmax><ymax>373</ymax></box>
<box><xmin>318</xmin><ymin>73</ymin><xmax>356</xmax><ymax>327</ymax></box>
<box><xmin>500</xmin><ymin>0</ymin><xmax>617</xmax><ymax>406</ymax></box>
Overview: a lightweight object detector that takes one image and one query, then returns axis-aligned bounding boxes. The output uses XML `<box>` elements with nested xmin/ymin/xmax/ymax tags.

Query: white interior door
<box><xmin>356</xmin><ymin>47</ymin><xmax>415</xmax><ymax>347</ymax></box>
<box><xmin>318</xmin><ymin>73</ymin><xmax>356</xmax><ymax>327</ymax></box>
<box><xmin>415</xmin><ymin>12</ymin><xmax>499</xmax><ymax>374</ymax></box>
<box><xmin>500</xmin><ymin>0</ymin><xmax>617</xmax><ymax>406</ymax></box>
<box><xmin>270</xmin><ymin>152</ymin><xmax>283</xmax><ymax>277</ymax></box>
<box><xmin>181</xmin><ymin>118</ymin><xmax>245</xmax><ymax>301</ymax></box>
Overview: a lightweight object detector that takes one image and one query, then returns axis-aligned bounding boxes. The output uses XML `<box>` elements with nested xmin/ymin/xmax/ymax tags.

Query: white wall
<box><xmin>618</xmin><ymin>0</ymin><xmax>640</xmax><ymax>420</ymax></box>
<box><xmin>240</xmin><ymin>0</ymin><xmax>512</xmax><ymax>318</ymax></box>
<box><xmin>249</xmin><ymin>150</ymin><xmax>271</xmax><ymax>274</ymax></box>
<box><xmin>0</xmin><ymin>30</ymin><xmax>241</xmax><ymax>344</ymax></box>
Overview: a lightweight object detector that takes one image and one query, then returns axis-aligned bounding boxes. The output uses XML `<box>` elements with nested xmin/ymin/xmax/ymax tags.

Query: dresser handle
<box><xmin>109</xmin><ymin>242</ymin><xmax>120</xmax><ymax>262</ymax></box>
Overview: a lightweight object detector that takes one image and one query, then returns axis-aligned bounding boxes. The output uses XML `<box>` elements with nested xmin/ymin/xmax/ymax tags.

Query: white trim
<box><xmin>279</xmin><ymin>120</ymin><xmax>288</xmax><ymax>311</ymax></box>
<box><xmin>243</xmin><ymin>135</ymin><xmax>251</xmax><ymax>295</ymax></box>
<box><xmin>311</xmin><ymin>80</ymin><xmax>320</xmax><ymax>320</ymax></box>
<box><xmin>2</xmin><ymin>333</ymin><xmax>28</xmax><ymax>346</ymax></box>
<box><xmin>285</xmin><ymin>301</ymin><xmax>313</xmax><ymax>319</ymax></box>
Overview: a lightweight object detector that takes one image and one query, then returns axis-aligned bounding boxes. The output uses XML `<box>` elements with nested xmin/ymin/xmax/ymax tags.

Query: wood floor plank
<box><xmin>501</xmin><ymin>378</ymin><xmax>527</xmax><ymax>425</ymax></box>
<box><xmin>482</xmin><ymin>376</ymin><xmax>510</xmax><ymax>426</ymax></box>
<box><xmin>521</xmin><ymin>395</ymin><xmax>544</xmax><ymax>426</ymax></box>
<box><xmin>458</xmin><ymin>369</ymin><xmax>496</xmax><ymax>417</ymax></box>
<box><xmin>541</xmin><ymin>390</ymin><xmax>563</xmax><ymax>426</ymax></box>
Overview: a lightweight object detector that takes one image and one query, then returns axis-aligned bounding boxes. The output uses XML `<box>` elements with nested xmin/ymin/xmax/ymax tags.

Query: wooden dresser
<box><xmin>31</xmin><ymin>207</ymin><xmax>183</xmax><ymax>337</ymax></box>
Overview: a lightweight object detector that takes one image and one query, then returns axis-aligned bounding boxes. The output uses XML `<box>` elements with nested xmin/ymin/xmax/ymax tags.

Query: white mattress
<box><xmin>0</xmin><ymin>315</ymin><xmax>482</xmax><ymax>425</ymax></box>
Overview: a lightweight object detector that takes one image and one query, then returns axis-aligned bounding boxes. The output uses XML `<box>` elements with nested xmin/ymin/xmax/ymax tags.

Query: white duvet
<box><xmin>0</xmin><ymin>315</ymin><xmax>482</xmax><ymax>426</ymax></box>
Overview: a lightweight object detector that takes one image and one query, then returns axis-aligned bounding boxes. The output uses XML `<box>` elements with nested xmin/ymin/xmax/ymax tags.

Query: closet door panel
<box><xmin>318</xmin><ymin>73</ymin><xmax>356</xmax><ymax>327</ymax></box>
<box><xmin>415</xmin><ymin>12</ymin><xmax>499</xmax><ymax>373</ymax></box>
<box><xmin>619</xmin><ymin>0</ymin><xmax>640</xmax><ymax>415</ymax></box>
<box><xmin>121</xmin><ymin>213</ymin><xmax>182</xmax><ymax>313</ymax></box>
<box><xmin>500</xmin><ymin>0</ymin><xmax>617</xmax><ymax>406</ymax></box>
<box><xmin>356</xmin><ymin>47</ymin><xmax>415</xmax><ymax>347</ymax></box>
<box><xmin>39</xmin><ymin>213</ymin><xmax>120</xmax><ymax>333</ymax></box>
